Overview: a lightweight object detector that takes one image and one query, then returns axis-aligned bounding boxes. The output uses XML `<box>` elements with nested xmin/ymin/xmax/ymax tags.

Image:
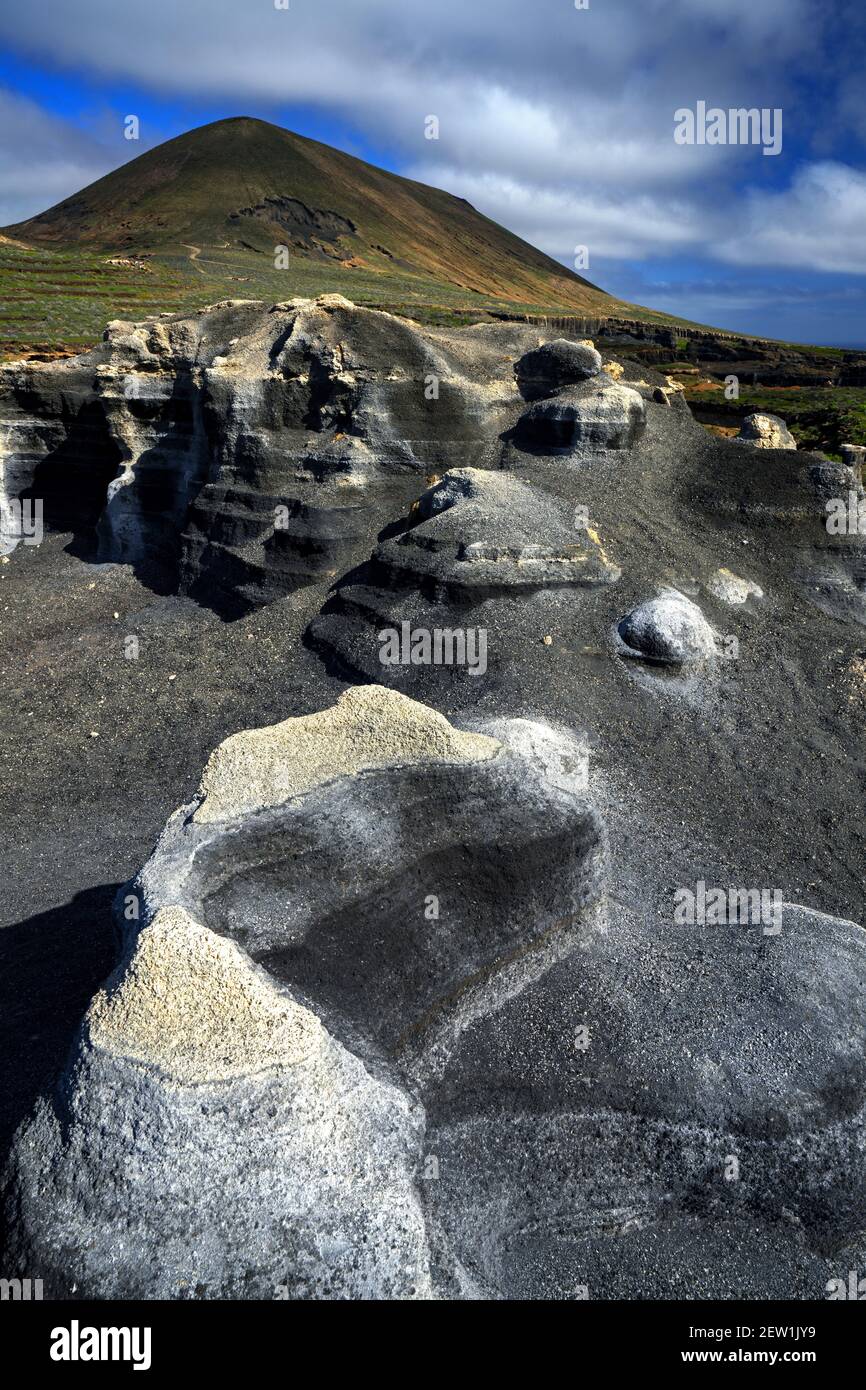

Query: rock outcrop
<box><xmin>308</xmin><ymin>467</ymin><xmax>620</xmax><ymax>688</ymax></box>
<box><xmin>617</xmin><ymin>590</ymin><xmax>717</xmax><ymax>665</ymax></box>
<box><xmin>3</xmin><ymin>686</ymin><xmax>606</xmax><ymax>1298</ymax></box>
<box><xmin>0</xmin><ymin>304</ymin><xmax>652</xmax><ymax>616</ymax></box>
<box><xmin>7</xmin><ymin>901</ymin><xmax>432</xmax><ymax>1300</ymax></box>
<box><xmin>6</xmin><ymin>685</ymin><xmax>865</xmax><ymax>1302</ymax></box>
<box><xmin>734</xmin><ymin>412</ymin><xmax>797</xmax><ymax>450</ymax></box>
<box><xmin>514</xmin><ymin>376</ymin><xmax>646</xmax><ymax>452</ymax></box>
<box><xmin>0</xmin><ymin>301</ymin><xmax>634</xmax><ymax>615</ymax></box>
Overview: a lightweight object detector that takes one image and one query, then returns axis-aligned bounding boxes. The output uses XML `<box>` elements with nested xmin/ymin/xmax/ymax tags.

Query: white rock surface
<box><xmin>618</xmin><ymin>588</ymin><xmax>717</xmax><ymax>665</ymax></box>
<box><xmin>194</xmin><ymin>684</ymin><xmax>500</xmax><ymax>824</ymax></box>
<box><xmin>734</xmin><ymin>412</ymin><xmax>797</xmax><ymax>450</ymax></box>
<box><xmin>706</xmin><ymin>567</ymin><xmax>763</xmax><ymax>606</ymax></box>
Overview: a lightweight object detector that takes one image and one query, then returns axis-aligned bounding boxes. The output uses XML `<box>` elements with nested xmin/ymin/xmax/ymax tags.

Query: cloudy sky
<box><xmin>1</xmin><ymin>0</ymin><xmax>865</xmax><ymax>344</ymax></box>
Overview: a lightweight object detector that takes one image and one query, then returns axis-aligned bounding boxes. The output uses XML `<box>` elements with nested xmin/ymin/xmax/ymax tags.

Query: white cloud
<box><xmin>412</xmin><ymin>165</ymin><xmax>714</xmax><ymax>263</ymax></box>
<box><xmin>716</xmin><ymin>162</ymin><xmax>866</xmax><ymax>275</ymax></box>
<box><xmin>0</xmin><ymin>89</ymin><xmax>132</xmax><ymax>225</ymax></box>
<box><xmin>0</xmin><ymin>0</ymin><xmax>827</xmax><ymax>194</ymax></box>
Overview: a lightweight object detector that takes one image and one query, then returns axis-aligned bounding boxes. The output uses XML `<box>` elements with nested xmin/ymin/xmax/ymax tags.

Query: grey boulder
<box><xmin>617</xmin><ymin>589</ymin><xmax>717</xmax><ymax>665</ymax></box>
<box><xmin>515</xmin><ymin>377</ymin><xmax>646</xmax><ymax>452</ymax></box>
<box><xmin>514</xmin><ymin>338</ymin><xmax>603</xmax><ymax>400</ymax></box>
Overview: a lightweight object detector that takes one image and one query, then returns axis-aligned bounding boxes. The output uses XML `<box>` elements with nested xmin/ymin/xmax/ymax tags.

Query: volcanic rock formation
<box><xmin>0</xmin><ymin>298</ymin><xmax>639</xmax><ymax>615</ymax></box>
<box><xmin>3</xmin><ymin>299</ymin><xmax>866</xmax><ymax>1303</ymax></box>
<box><xmin>735</xmin><ymin>411</ymin><xmax>798</xmax><ymax>450</ymax></box>
<box><xmin>309</xmin><ymin>466</ymin><xmax>621</xmax><ymax>688</ymax></box>
<box><xmin>5</xmin><ymin>685</ymin><xmax>865</xmax><ymax>1301</ymax></box>
<box><xmin>3</xmin><ymin>687</ymin><xmax>605</xmax><ymax>1298</ymax></box>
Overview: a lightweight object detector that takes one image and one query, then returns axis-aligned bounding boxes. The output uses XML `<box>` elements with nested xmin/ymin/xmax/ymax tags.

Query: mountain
<box><xmin>3</xmin><ymin>116</ymin><xmax>629</xmax><ymax>317</ymax></box>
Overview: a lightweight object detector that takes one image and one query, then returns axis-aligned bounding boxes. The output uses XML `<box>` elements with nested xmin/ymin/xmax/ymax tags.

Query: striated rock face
<box><xmin>379</xmin><ymin>467</ymin><xmax>620</xmax><ymax>595</ymax></box>
<box><xmin>514</xmin><ymin>376</ymin><xmax>646</xmax><ymax>452</ymax></box>
<box><xmin>3</xmin><ymin>686</ymin><xmax>606</xmax><ymax>1298</ymax></box>
<box><xmin>192</xmin><ymin>680</ymin><xmax>498</xmax><ymax>824</ymax></box>
<box><xmin>0</xmin><ymin>299</ymin><xmax>621</xmax><ymax>614</ymax></box>
<box><xmin>8</xmin><ymin>901</ymin><xmax>431</xmax><ymax>1300</ymax></box>
<box><xmin>126</xmin><ymin>686</ymin><xmax>605</xmax><ymax>1056</ymax></box>
<box><xmin>0</xmin><ymin>302</ymin><xmax>648</xmax><ymax>611</ymax></box>
<box><xmin>308</xmin><ymin>466</ymin><xmax>621</xmax><ymax>687</ymax></box>
<box><xmin>734</xmin><ymin>412</ymin><xmax>797</xmax><ymax>450</ymax></box>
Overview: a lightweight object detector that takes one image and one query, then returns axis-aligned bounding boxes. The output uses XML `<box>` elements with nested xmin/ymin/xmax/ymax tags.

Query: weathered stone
<box><xmin>514</xmin><ymin>338</ymin><xmax>602</xmax><ymax>400</ymax></box>
<box><xmin>617</xmin><ymin>589</ymin><xmax>717</xmax><ymax>664</ymax></box>
<box><xmin>0</xmin><ymin>302</ymin><xmax>608</xmax><ymax>614</ymax></box>
<box><xmin>3</xmin><ymin>687</ymin><xmax>606</xmax><ymax>1299</ymax></box>
<box><xmin>5</xmin><ymin>898</ymin><xmax>433</xmax><ymax>1300</ymax></box>
<box><xmin>307</xmin><ymin>467</ymin><xmax>621</xmax><ymax>687</ymax></box>
<box><xmin>841</xmin><ymin>444</ymin><xmax>866</xmax><ymax>479</ymax></box>
<box><xmin>514</xmin><ymin>378</ymin><xmax>646</xmax><ymax>451</ymax></box>
<box><xmin>706</xmin><ymin>567</ymin><xmax>763</xmax><ymax>606</ymax></box>
<box><xmin>734</xmin><ymin>412</ymin><xmax>797</xmax><ymax>450</ymax></box>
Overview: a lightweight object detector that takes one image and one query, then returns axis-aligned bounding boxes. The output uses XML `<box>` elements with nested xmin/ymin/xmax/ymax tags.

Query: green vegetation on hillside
<box><xmin>669</xmin><ymin>373</ymin><xmax>866</xmax><ymax>456</ymax></box>
<box><xmin>3</xmin><ymin>117</ymin><xmax>623</xmax><ymax>316</ymax></box>
<box><xmin>0</xmin><ymin>238</ymin><xmax>695</xmax><ymax>360</ymax></box>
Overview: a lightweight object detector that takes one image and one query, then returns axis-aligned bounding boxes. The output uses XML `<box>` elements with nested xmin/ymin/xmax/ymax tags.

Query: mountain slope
<box><xmin>4</xmin><ymin>116</ymin><xmax>622</xmax><ymax>315</ymax></box>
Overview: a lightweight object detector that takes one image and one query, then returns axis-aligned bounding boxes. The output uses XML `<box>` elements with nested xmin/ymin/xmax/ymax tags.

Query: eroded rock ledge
<box><xmin>4</xmin><ymin>685</ymin><xmax>865</xmax><ymax>1300</ymax></box>
<box><xmin>0</xmin><ymin>298</ymin><xmax>643</xmax><ymax>614</ymax></box>
<box><xmin>2</xmin><ymin>686</ymin><xmax>605</xmax><ymax>1298</ymax></box>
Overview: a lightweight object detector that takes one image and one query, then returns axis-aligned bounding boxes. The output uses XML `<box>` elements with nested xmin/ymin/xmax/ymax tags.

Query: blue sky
<box><xmin>1</xmin><ymin>0</ymin><xmax>865</xmax><ymax>346</ymax></box>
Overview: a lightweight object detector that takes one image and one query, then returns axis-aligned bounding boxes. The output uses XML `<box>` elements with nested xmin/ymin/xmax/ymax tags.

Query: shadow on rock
<box><xmin>0</xmin><ymin>884</ymin><xmax>119</xmax><ymax>1162</ymax></box>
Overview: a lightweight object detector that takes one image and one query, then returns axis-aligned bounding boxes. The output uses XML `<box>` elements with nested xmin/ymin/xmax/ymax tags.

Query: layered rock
<box><xmin>514</xmin><ymin>375</ymin><xmax>646</xmax><ymax>452</ymax></box>
<box><xmin>5</xmin><ymin>296</ymin><xmax>866</xmax><ymax>1305</ymax></box>
<box><xmin>3</xmin><ymin>686</ymin><xmax>606</xmax><ymax>1298</ymax></box>
<box><xmin>308</xmin><ymin>467</ymin><xmax>621</xmax><ymax>688</ymax></box>
<box><xmin>7</xmin><ymin>902</ymin><xmax>431</xmax><ymax>1300</ymax></box>
<box><xmin>0</xmin><ymin>300</ymin><xmax>623</xmax><ymax>613</ymax></box>
<box><xmin>0</xmin><ymin>304</ymin><xmax>650</xmax><ymax>611</ymax></box>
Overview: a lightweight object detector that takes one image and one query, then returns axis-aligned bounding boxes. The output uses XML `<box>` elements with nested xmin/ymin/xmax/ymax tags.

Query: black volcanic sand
<box><xmin>311</xmin><ymin>392</ymin><xmax>866</xmax><ymax>931</ymax></box>
<box><xmin>0</xmin><ymin>534</ymin><xmax>345</xmax><ymax>1158</ymax></box>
